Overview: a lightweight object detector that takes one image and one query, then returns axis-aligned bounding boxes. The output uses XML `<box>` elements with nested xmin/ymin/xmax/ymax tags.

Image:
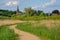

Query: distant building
<box><xmin>16</xmin><ymin>6</ymin><xmax>19</xmax><ymax>14</ymax></box>
<box><xmin>52</xmin><ymin>10</ymin><xmax>60</xmax><ymax>15</ymax></box>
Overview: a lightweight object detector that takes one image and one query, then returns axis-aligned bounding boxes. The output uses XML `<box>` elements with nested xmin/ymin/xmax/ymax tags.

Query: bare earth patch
<box><xmin>9</xmin><ymin>25</ymin><xmax>40</xmax><ymax>40</ymax></box>
<box><xmin>0</xmin><ymin>20</ymin><xmax>26</xmax><ymax>26</ymax></box>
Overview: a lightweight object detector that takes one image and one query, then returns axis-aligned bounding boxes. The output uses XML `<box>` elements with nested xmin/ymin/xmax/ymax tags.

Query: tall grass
<box><xmin>10</xmin><ymin>14</ymin><xmax>60</xmax><ymax>21</ymax></box>
<box><xmin>16</xmin><ymin>22</ymin><xmax>60</xmax><ymax>40</ymax></box>
<box><xmin>0</xmin><ymin>25</ymin><xmax>16</xmax><ymax>40</ymax></box>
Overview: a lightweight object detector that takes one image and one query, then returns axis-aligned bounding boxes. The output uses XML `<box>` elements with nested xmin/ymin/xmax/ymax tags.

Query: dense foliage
<box><xmin>0</xmin><ymin>9</ymin><xmax>16</xmax><ymax>17</ymax></box>
<box><xmin>0</xmin><ymin>8</ymin><xmax>60</xmax><ymax>20</ymax></box>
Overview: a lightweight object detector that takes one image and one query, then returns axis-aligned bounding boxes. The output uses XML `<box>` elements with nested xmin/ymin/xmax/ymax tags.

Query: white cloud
<box><xmin>44</xmin><ymin>0</ymin><xmax>56</xmax><ymax>7</ymax></box>
<box><xmin>6</xmin><ymin>1</ymin><xmax>18</xmax><ymax>6</ymax></box>
<box><xmin>32</xmin><ymin>0</ymin><xmax>56</xmax><ymax>9</ymax></box>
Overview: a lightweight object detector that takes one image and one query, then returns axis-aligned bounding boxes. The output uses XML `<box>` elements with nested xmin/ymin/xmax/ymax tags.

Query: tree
<box><xmin>37</xmin><ymin>10</ymin><xmax>43</xmax><ymax>16</ymax></box>
<box><xmin>24</xmin><ymin>7</ymin><xmax>36</xmax><ymax>16</ymax></box>
<box><xmin>0</xmin><ymin>9</ymin><xmax>16</xmax><ymax>17</ymax></box>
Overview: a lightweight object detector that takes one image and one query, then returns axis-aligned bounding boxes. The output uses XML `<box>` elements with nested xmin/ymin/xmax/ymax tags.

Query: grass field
<box><xmin>11</xmin><ymin>14</ymin><xmax>60</xmax><ymax>21</ymax></box>
<box><xmin>0</xmin><ymin>25</ymin><xmax>16</xmax><ymax>40</ymax></box>
<box><xmin>16</xmin><ymin>22</ymin><xmax>60</xmax><ymax>40</ymax></box>
<box><xmin>0</xmin><ymin>20</ymin><xmax>60</xmax><ymax>40</ymax></box>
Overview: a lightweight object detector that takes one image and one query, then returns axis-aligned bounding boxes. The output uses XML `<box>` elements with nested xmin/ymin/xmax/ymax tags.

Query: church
<box><xmin>16</xmin><ymin>6</ymin><xmax>19</xmax><ymax>14</ymax></box>
<box><xmin>16</xmin><ymin>6</ymin><xmax>22</xmax><ymax>14</ymax></box>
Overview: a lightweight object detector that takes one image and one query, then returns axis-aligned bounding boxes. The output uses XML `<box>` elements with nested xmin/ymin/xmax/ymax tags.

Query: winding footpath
<box><xmin>0</xmin><ymin>20</ymin><xmax>41</xmax><ymax>40</ymax></box>
<box><xmin>9</xmin><ymin>25</ymin><xmax>40</xmax><ymax>40</ymax></box>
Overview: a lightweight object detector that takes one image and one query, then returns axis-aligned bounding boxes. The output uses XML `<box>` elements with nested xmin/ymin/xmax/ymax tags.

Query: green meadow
<box><xmin>0</xmin><ymin>25</ymin><xmax>17</xmax><ymax>40</ymax></box>
<box><xmin>16</xmin><ymin>22</ymin><xmax>60</xmax><ymax>40</ymax></box>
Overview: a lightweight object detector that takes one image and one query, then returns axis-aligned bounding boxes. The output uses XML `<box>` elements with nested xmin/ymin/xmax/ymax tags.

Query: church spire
<box><xmin>16</xmin><ymin>5</ymin><xmax>19</xmax><ymax>14</ymax></box>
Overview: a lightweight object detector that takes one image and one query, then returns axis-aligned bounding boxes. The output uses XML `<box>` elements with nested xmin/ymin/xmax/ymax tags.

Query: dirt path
<box><xmin>0</xmin><ymin>20</ymin><xmax>40</xmax><ymax>40</ymax></box>
<box><xmin>9</xmin><ymin>25</ymin><xmax>40</xmax><ymax>40</ymax></box>
<box><xmin>0</xmin><ymin>20</ymin><xmax>60</xmax><ymax>40</ymax></box>
<box><xmin>0</xmin><ymin>20</ymin><xmax>26</xmax><ymax>26</ymax></box>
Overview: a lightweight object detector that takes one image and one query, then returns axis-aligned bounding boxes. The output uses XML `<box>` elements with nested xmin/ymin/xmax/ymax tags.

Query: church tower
<box><xmin>16</xmin><ymin>6</ymin><xmax>19</xmax><ymax>14</ymax></box>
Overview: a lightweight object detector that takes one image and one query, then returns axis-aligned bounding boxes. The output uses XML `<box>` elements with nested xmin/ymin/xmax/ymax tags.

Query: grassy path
<box><xmin>1</xmin><ymin>20</ymin><xmax>60</xmax><ymax>40</ymax></box>
<box><xmin>9</xmin><ymin>25</ymin><xmax>40</xmax><ymax>40</ymax></box>
<box><xmin>0</xmin><ymin>20</ymin><xmax>41</xmax><ymax>40</ymax></box>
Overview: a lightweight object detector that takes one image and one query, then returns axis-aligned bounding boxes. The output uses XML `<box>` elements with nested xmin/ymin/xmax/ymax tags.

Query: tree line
<box><xmin>0</xmin><ymin>7</ymin><xmax>60</xmax><ymax>17</ymax></box>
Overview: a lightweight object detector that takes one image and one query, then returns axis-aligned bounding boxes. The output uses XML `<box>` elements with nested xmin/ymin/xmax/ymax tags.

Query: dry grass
<box><xmin>40</xmin><ymin>20</ymin><xmax>60</xmax><ymax>29</ymax></box>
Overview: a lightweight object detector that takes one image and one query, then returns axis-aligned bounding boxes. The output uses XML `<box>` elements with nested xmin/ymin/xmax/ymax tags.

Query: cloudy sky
<box><xmin>0</xmin><ymin>0</ymin><xmax>60</xmax><ymax>12</ymax></box>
